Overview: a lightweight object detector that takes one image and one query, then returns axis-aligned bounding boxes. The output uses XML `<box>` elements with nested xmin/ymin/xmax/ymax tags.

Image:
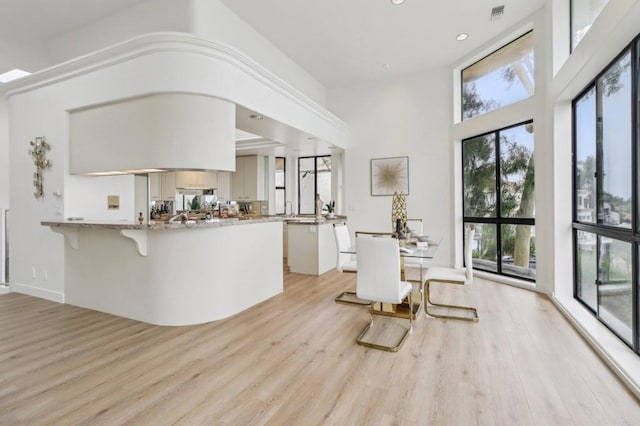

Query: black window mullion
<box><xmin>595</xmin><ymin>77</ymin><xmax>604</xmax><ymax>226</ymax></box>
<box><xmin>634</xmin><ymin>40</ymin><xmax>640</xmax><ymax>352</ymax></box>
<box><xmin>462</xmin><ymin>120</ymin><xmax>535</xmax><ymax>282</ymax></box>
<box><xmin>495</xmin><ymin>130</ymin><xmax>503</xmax><ymax>275</ymax></box>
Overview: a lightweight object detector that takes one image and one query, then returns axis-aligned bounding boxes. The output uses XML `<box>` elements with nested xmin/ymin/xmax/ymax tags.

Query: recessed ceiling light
<box><xmin>391</xmin><ymin>0</ymin><xmax>405</xmax><ymax>4</ymax></box>
<box><xmin>249</xmin><ymin>114</ymin><xmax>264</xmax><ymax>120</ymax></box>
<box><xmin>0</xmin><ymin>68</ymin><xmax>30</xmax><ymax>83</ymax></box>
<box><xmin>456</xmin><ymin>33</ymin><xmax>468</xmax><ymax>41</ymax></box>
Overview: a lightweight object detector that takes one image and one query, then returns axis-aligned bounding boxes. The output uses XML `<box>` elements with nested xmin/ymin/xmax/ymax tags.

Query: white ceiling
<box><xmin>0</xmin><ymin>0</ymin><xmax>147</xmax><ymax>45</ymax></box>
<box><xmin>0</xmin><ymin>0</ymin><xmax>546</xmax><ymax>155</ymax></box>
<box><xmin>218</xmin><ymin>0</ymin><xmax>546</xmax><ymax>88</ymax></box>
<box><xmin>1</xmin><ymin>0</ymin><xmax>546</xmax><ymax>87</ymax></box>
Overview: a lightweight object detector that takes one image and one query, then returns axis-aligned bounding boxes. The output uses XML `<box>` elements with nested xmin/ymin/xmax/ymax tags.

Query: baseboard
<box><xmin>10</xmin><ymin>282</ymin><xmax>65</xmax><ymax>304</ymax></box>
<box><xmin>551</xmin><ymin>294</ymin><xmax>640</xmax><ymax>400</ymax></box>
<box><xmin>0</xmin><ymin>284</ymin><xmax>9</xmax><ymax>295</ymax></box>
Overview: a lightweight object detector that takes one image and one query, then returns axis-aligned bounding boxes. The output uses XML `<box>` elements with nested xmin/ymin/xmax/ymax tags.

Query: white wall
<box><xmin>0</xmin><ymin>99</ymin><xmax>8</xmax><ymax>210</ymax></box>
<box><xmin>328</xmin><ymin>68</ymin><xmax>454</xmax><ymax>267</ymax></box>
<box><xmin>0</xmin><ymin>43</ymin><xmax>52</xmax><ymax>211</ymax></box>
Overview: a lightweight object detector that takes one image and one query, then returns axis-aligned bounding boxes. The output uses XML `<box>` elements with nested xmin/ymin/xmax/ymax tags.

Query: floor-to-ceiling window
<box><xmin>462</xmin><ymin>121</ymin><xmax>536</xmax><ymax>281</ymax></box>
<box><xmin>298</xmin><ymin>156</ymin><xmax>331</xmax><ymax>215</ymax></box>
<box><xmin>572</xmin><ymin>38</ymin><xmax>638</xmax><ymax>352</ymax></box>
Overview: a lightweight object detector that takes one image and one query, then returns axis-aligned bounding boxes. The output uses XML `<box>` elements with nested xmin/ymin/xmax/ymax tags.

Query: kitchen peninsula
<box><xmin>286</xmin><ymin>217</ymin><xmax>343</xmax><ymax>275</ymax></box>
<box><xmin>43</xmin><ymin>217</ymin><xmax>283</xmax><ymax>326</ymax></box>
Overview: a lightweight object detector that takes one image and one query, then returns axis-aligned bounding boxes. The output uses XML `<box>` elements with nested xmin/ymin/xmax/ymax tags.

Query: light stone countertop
<box><xmin>42</xmin><ymin>216</ymin><xmax>285</xmax><ymax>230</ymax></box>
<box><xmin>284</xmin><ymin>216</ymin><xmax>347</xmax><ymax>225</ymax></box>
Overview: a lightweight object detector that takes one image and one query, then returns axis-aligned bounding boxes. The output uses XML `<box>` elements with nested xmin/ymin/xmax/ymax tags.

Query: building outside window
<box><xmin>298</xmin><ymin>156</ymin><xmax>331</xmax><ymax>215</ymax></box>
<box><xmin>462</xmin><ymin>121</ymin><xmax>536</xmax><ymax>281</ymax></box>
<box><xmin>462</xmin><ymin>31</ymin><xmax>534</xmax><ymax>120</ymax></box>
<box><xmin>571</xmin><ymin>0</ymin><xmax>609</xmax><ymax>51</ymax></box>
<box><xmin>275</xmin><ymin>157</ymin><xmax>286</xmax><ymax>215</ymax></box>
<box><xmin>572</xmin><ymin>41</ymin><xmax>637</xmax><ymax>351</ymax></box>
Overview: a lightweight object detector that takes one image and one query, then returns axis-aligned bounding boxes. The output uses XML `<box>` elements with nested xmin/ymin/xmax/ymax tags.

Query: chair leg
<box><xmin>334</xmin><ymin>291</ymin><xmax>372</xmax><ymax>307</ymax></box>
<box><xmin>356</xmin><ymin>293</ymin><xmax>413</xmax><ymax>352</ymax></box>
<box><xmin>424</xmin><ymin>280</ymin><xmax>479</xmax><ymax>322</ymax></box>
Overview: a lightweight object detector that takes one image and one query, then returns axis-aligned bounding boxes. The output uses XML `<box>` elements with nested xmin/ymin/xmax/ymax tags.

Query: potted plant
<box><xmin>325</xmin><ymin>200</ymin><xmax>336</xmax><ymax>218</ymax></box>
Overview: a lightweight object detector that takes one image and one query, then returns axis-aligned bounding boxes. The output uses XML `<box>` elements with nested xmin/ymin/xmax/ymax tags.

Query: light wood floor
<box><xmin>0</xmin><ymin>266</ymin><xmax>638</xmax><ymax>425</ymax></box>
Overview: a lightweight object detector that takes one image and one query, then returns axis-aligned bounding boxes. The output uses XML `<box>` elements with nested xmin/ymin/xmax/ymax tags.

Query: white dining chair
<box><xmin>356</xmin><ymin>236</ymin><xmax>413</xmax><ymax>352</ymax></box>
<box><xmin>333</xmin><ymin>223</ymin><xmax>370</xmax><ymax>306</ymax></box>
<box><xmin>333</xmin><ymin>223</ymin><xmax>357</xmax><ymax>273</ymax></box>
<box><xmin>422</xmin><ymin>226</ymin><xmax>479</xmax><ymax>322</ymax></box>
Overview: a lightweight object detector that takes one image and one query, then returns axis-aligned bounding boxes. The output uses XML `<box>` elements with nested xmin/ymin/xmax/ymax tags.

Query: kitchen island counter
<box><xmin>43</xmin><ymin>215</ymin><xmax>284</xmax><ymax>230</ymax></box>
<box><xmin>43</xmin><ymin>218</ymin><xmax>283</xmax><ymax>326</ymax></box>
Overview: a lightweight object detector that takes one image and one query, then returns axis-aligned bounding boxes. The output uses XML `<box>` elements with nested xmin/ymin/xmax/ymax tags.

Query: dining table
<box><xmin>340</xmin><ymin>235</ymin><xmax>441</xmax><ymax>320</ymax></box>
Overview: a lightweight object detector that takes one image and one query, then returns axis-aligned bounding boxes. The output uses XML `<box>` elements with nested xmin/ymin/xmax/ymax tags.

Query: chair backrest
<box><xmin>356</xmin><ymin>236</ymin><xmax>403</xmax><ymax>304</ymax></box>
<box><xmin>463</xmin><ymin>226</ymin><xmax>475</xmax><ymax>283</ymax></box>
<box><xmin>333</xmin><ymin>223</ymin><xmax>352</xmax><ymax>272</ymax></box>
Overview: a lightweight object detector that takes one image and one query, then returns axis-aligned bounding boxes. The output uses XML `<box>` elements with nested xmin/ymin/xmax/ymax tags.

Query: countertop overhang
<box><xmin>42</xmin><ymin>216</ymin><xmax>285</xmax><ymax>230</ymax></box>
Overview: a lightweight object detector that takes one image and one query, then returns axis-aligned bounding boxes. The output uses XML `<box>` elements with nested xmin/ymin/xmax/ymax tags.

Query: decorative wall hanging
<box><xmin>28</xmin><ymin>136</ymin><xmax>50</xmax><ymax>198</ymax></box>
<box><xmin>371</xmin><ymin>156</ymin><xmax>409</xmax><ymax>196</ymax></box>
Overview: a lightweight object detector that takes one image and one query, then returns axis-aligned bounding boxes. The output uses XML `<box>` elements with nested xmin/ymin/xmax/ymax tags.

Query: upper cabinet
<box><xmin>161</xmin><ymin>172</ymin><xmax>176</xmax><ymax>200</ymax></box>
<box><xmin>150</xmin><ymin>172</ymin><xmax>176</xmax><ymax>201</ymax></box>
<box><xmin>216</xmin><ymin>172</ymin><xmax>232</xmax><ymax>202</ymax></box>
<box><xmin>175</xmin><ymin>171</ymin><xmax>217</xmax><ymax>189</ymax></box>
<box><xmin>232</xmin><ymin>155</ymin><xmax>265</xmax><ymax>201</ymax></box>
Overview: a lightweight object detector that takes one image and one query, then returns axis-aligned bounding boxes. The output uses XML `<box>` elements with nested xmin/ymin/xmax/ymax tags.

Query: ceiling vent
<box><xmin>490</xmin><ymin>5</ymin><xmax>504</xmax><ymax>20</ymax></box>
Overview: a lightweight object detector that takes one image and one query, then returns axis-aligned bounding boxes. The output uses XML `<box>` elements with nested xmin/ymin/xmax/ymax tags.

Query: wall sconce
<box><xmin>28</xmin><ymin>136</ymin><xmax>50</xmax><ymax>198</ymax></box>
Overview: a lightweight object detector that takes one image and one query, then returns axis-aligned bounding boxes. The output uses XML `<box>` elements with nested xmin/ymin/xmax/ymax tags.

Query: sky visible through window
<box><xmin>462</xmin><ymin>32</ymin><xmax>534</xmax><ymax>120</ymax></box>
<box><xmin>575</xmin><ymin>54</ymin><xmax>632</xmax><ymax>201</ymax></box>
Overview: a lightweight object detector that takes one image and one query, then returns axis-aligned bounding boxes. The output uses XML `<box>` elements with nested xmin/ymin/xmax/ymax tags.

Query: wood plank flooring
<box><xmin>0</xmin><ymin>266</ymin><xmax>638</xmax><ymax>424</ymax></box>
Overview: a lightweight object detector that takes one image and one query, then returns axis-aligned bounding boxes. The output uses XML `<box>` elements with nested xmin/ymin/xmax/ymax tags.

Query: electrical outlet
<box><xmin>32</xmin><ymin>267</ymin><xmax>36</xmax><ymax>279</ymax></box>
<box><xmin>43</xmin><ymin>270</ymin><xmax>48</xmax><ymax>281</ymax></box>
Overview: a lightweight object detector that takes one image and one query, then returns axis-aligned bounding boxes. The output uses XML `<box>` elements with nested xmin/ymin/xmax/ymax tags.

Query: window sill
<box><xmin>552</xmin><ymin>294</ymin><xmax>640</xmax><ymax>399</ymax></box>
<box><xmin>474</xmin><ymin>270</ymin><xmax>537</xmax><ymax>292</ymax></box>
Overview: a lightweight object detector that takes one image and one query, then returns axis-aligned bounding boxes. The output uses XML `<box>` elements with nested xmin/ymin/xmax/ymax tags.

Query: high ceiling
<box><xmin>0</xmin><ymin>0</ymin><xmax>147</xmax><ymax>46</ymax></box>
<box><xmin>218</xmin><ymin>0</ymin><xmax>546</xmax><ymax>88</ymax></box>
<box><xmin>1</xmin><ymin>0</ymin><xmax>546</xmax><ymax>88</ymax></box>
<box><xmin>0</xmin><ymin>0</ymin><xmax>546</xmax><ymax>155</ymax></box>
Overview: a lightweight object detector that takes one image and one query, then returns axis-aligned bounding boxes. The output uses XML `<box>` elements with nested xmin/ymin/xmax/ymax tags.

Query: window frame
<box><xmin>571</xmin><ymin>38</ymin><xmax>639</xmax><ymax>353</ymax></box>
<box><xmin>462</xmin><ymin>119</ymin><xmax>535</xmax><ymax>282</ymax></box>
<box><xmin>275</xmin><ymin>156</ymin><xmax>286</xmax><ymax>215</ymax></box>
<box><xmin>297</xmin><ymin>155</ymin><xmax>331</xmax><ymax>215</ymax></box>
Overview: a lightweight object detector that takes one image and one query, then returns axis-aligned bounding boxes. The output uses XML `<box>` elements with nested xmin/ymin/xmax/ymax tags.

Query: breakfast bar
<box><xmin>43</xmin><ymin>217</ymin><xmax>284</xmax><ymax>326</ymax></box>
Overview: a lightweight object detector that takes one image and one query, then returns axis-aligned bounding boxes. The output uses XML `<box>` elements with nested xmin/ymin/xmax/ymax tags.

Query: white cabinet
<box><xmin>161</xmin><ymin>172</ymin><xmax>176</xmax><ymax>200</ymax></box>
<box><xmin>216</xmin><ymin>172</ymin><xmax>232</xmax><ymax>201</ymax></box>
<box><xmin>149</xmin><ymin>173</ymin><xmax>162</xmax><ymax>200</ymax></box>
<box><xmin>150</xmin><ymin>172</ymin><xmax>176</xmax><ymax>200</ymax></box>
<box><xmin>287</xmin><ymin>222</ymin><xmax>336</xmax><ymax>275</ymax></box>
<box><xmin>175</xmin><ymin>171</ymin><xmax>217</xmax><ymax>189</ymax></box>
<box><xmin>232</xmin><ymin>155</ymin><xmax>265</xmax><ymax>200</ymax></box>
